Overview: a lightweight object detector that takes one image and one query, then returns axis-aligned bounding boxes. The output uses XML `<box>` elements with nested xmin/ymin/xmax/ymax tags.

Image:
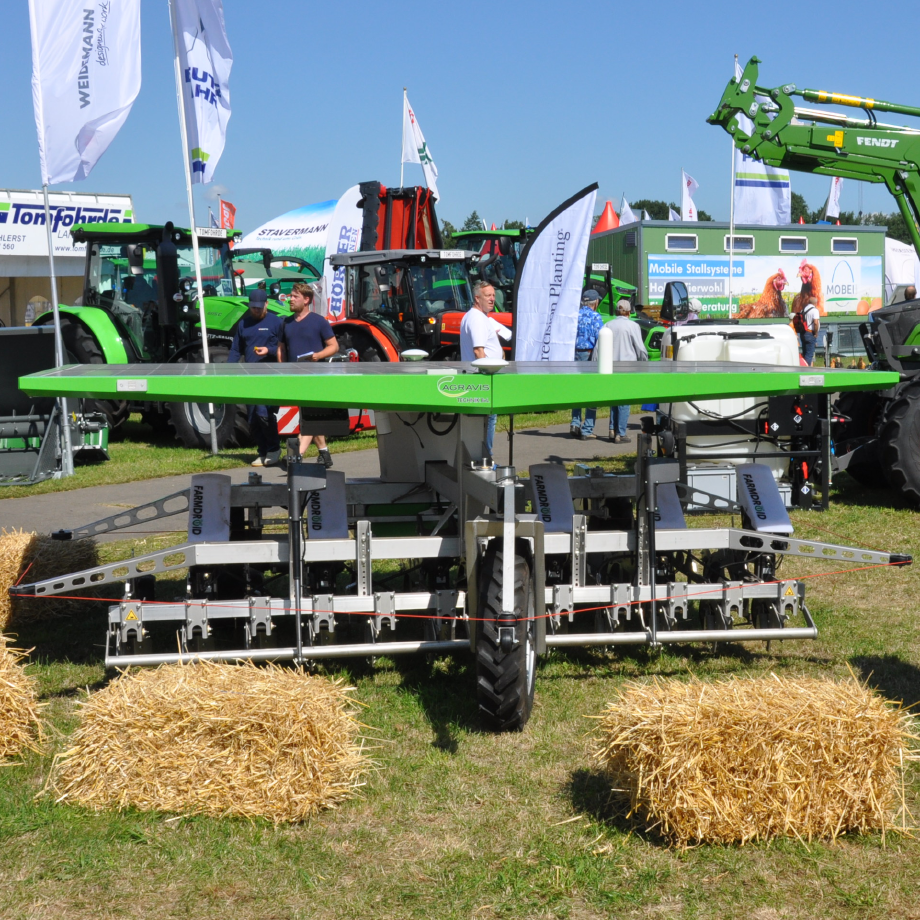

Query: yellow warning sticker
<box><xmin>826</xmin><ymin>130</ymin><xmax>844</xmax><ymax>147</ymax></box>
<box><xmin>784</xmin><ymin>585</ymin><xmax>795</xmax><ymax>596</ymax></box>
<box><xmin>125</xmin><ymin>610</ymin><xmax>138</xmax><ymax>621</ymax></box>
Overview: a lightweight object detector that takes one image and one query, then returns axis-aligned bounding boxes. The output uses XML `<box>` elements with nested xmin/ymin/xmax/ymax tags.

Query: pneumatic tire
<box><xmin>167</xmin><ymin>346</ymin><xmax>249</xmax><ymax>450</ymax></box>
<box><xmin>475</xmin><ymin>540</ymin><xmax>537</xmax><ymax>732</ymax></box>
<box><xmin>879</xmin><ymin>380</ymin><xmax>920</xmax><ymax>504</ymax></box>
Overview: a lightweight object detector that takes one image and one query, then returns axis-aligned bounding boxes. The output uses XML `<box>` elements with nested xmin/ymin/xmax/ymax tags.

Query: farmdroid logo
<box><xmin>437</xmin><ymin>375</ymin><xmax>490</xmax><ymax>405</ymax></box>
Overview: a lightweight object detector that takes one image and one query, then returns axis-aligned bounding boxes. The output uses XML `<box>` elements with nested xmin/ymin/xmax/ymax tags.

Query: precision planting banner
<box><xmin>647</xmin><ymin>253</ymin><xmax>883</xmax><ymax>316</ymax></box>
<box><xmin>513</xmin><ymin>184</ymin><xmax>598</xmax><ymax>361</ymax></box>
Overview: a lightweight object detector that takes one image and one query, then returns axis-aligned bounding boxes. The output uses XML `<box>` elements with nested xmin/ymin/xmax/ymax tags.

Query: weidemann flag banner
<box><xmin>239</xmin><ymin>200</ymin><xmax>336</xmax><ymax>272</ymax></box>
<box><xmin>513</xmin><ymin>183</ymin><xmax>598</xmax><ymax>361</ymax></box>
<box><xmin>29</xmin><ymin>0</ymin><xmax>141</xmax><ymax>185</ymax></box>
<box><xmin>323</xmin><ymin>186</ymin><xmax>363</xmax><ymax>321</ymax></box>
<box><xmin>731</xmin><ymin>59</ymin><xmax>791</xmax><ymax>225</ymax></box>
<box><xmin>174</xmin><ymin>0</ymin><xmax>232</xmax><ymax>184</ymax></box>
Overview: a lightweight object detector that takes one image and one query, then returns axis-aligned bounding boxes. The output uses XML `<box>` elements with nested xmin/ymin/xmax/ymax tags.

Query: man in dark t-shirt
<box><xmin>281</xmin><ymin>282</ymin><xmax>338</xmax><ymax>467</ymax></box>
<box><xmin>228</xmin><ymin>289</ymin><xmax>283</xmax><ymax>466</ymax></box>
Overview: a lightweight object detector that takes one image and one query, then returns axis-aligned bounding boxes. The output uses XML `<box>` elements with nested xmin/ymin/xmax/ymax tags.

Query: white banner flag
<box><xmin>29</xmin><ymin>0</ymin><xmax>141</xmax><ymax>185</ymax></box>
<box><xmin>619</xmin><ymin>197</ymin><xmax>638</xmax><ymax>225</ymax></box>
<box><xmin>174</xmin><ymin>0</ymin><xmax>232</xmax><ymax>184</ymax></box>
<box><xmin>402</xmin><ymin>95</ymin><xmax>440</xmax><ymax>200</ymax></box>
<box><xmin>323</xmin><ymin>185</ymin><xmax>363</xmax><ymax>321</ymax></box>
<box><xmin>681</xmin><ymin>170</ymin><xmax>699</xmax><ymax>221</ymax></box>
<box><xmin>731</xmin><ymin>60</ymin><xmax>791</xmax><ymax>225</ymax></box>
<box><xmin>513</xmin><ymin>184</ymin><xmax>597</xmax><ymax>361</ymax></box>
<box><xmin>827</xmin><ymin>176</ymin><xmax>844</xmax><ymax>219</ymax></box>
<box><xmin>668</xmin><ymin>207</ymin><xmax>680</xmax><ymax>221</ymax></box>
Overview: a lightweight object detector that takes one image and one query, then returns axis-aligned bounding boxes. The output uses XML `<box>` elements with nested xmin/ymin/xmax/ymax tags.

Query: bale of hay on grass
<box><xmin>0</xmin><ymin>529</ymin><xmax>98</xmax><ymax>629</ymax></box>
<box><xmin>0</xmin><ymin>637</ymin><xmax>43</xmax><ymax>758</ymax></box>
<box><xmin>593</xmin><ymin>675</ymin><xmax>914</xmax><ymax>847</ymax></box>
<box><xmin>47</xmin><ymin>661</ymin><xmax>369</xmax><ymax>823</ymax></box>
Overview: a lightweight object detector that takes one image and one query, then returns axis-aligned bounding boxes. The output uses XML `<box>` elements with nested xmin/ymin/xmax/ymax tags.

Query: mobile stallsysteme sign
<box><xmin>0</xmin><ymin>189</ymin><xmax>134</xmax><ymax>258</ymax></box>
<box><xmin>646</xmin><ymin>253</ymin><xmax>883</xmax><ymax>315</ymax></box>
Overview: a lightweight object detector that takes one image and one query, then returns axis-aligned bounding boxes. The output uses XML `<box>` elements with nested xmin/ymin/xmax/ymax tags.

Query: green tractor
<box><xmin>32</xmin><ymin>222</ymin><xmax>292</xmax><ymax>449</ymax></box>
<box><xmin>451</xmin><ymin>228</ymin><xmax>529</xmax><ymax>313</ymax></box>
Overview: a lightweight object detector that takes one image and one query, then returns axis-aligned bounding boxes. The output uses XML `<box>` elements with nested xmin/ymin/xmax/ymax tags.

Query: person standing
<box><xmin>281</xmin><ymin>282</ymin><xmax>339</xmax><ymax>469</ymax></box>
<box><xmin>227</xmin><ymin>289</ymin><xmax>284</xmax><ymax>467</ymax></box>
<box><xmin>604</xmin><ymin>300</ymin><xmax>649</xmax><ymax>443</ymax></box>
<box><xmin>570</xmin><ymin>289</ymin><xmax>605</xmax><ymax>439</ymax></box>
<box><xmin>459</xmin><ymin>281</ymin><xmax>511</xmax><ymax>455</ymax></box>
<box><xmin>792</xmin><ymin>294</ymin><xmax>820</xmax><ymax>366</ymax></box>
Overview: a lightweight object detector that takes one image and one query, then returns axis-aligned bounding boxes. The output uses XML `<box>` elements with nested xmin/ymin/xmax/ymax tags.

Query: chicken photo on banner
<box><xmin>792</xmin><ymin>260</ymin><xmax>825</xmax><ymax>316</ymax></box>
<box><xmin>736</xmin><ymin>269</ymin><xmax>788</xmax><ymax>319</ymax></box>
<box><xmin>174</xmin><ymin>0</ymin><xmax>232</xmax><ymax>184</ymax></box>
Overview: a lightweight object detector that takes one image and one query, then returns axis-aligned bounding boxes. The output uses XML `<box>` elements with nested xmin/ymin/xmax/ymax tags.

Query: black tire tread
<box><xmin>879</xmin><ymin>381</ymin><xmax>920</xmax><ymax>504</ymax></box>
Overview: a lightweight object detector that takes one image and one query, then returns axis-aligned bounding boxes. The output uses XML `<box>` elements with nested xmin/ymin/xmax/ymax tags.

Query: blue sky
<box><xmin>4</xmin><ymin>0</ymin><xmax>918</xmax><ymax>232</ymax></box>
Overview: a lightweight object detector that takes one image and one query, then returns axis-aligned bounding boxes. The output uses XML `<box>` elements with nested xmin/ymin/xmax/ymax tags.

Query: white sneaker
<box><xmin>250</xmin><ymin>456</ymin><xmax>267</xmax><ymax>467</ymax></box>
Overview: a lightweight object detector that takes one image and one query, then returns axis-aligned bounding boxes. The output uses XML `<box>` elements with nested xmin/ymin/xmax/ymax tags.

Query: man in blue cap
<box><xmin>228</xmin><ymin>288</ymin><xmax>284</xmax><ymax>466</ymax></box>
<box><xmin>570</xmin><ymin>289</ymin><xmax>604</xmax><ymax>439</ymax></box>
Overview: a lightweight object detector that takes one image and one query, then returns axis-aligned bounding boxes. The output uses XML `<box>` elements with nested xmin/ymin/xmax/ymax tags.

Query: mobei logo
<box><xmin>857</xmin><ymin>137</ymin><xmax>899</xmax><ymax>148</ymax></box>
<box><xmin>741</xmin><ymin>472</ymin><xmax>768</xmax><ymax>521</ymax></box>
<box><xmin>190</xmin><ymin>484</ymin><xmax>205</xmax><ymax>536</ymax></box>
<box><xmin>533</xmin><ymin>473</ymin><xmax>552</xmax><ymax>523</ymax></box>
<box><xmin>437</xmin><ymin>376</ymin><xmax>490</xmax><ymax>405</ymax></box>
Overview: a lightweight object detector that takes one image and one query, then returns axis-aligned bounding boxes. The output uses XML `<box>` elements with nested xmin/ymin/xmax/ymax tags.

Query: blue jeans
<box><xmin>572</xmin><ymin>350</ymin><xmax>596</xmax><ymax>435</ymax></box>
<box><xmin>486</xmin><ymin>414</ymin><xmax>497</xmax><ymax>455</ymax></box>
<box><xmin>800</xmin><ymin>332</ymin><xmax>816</xmax><ymax>366</ymax></box>
<box><xmin>610</xmin><ymin>404</ymin><xmax>629</xmax><ymax>438</ymax></box>
<box><xmin>248</xmin><ymin>405</ymin><xmax>280</xmax><ymax>457</ymax></box>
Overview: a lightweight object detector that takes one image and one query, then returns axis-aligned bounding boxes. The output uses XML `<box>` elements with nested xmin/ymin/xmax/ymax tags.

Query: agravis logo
<box><xmin>437</xmin><ymin>376</ymin><xmax>490</xmax><ymax>405</ymax></box>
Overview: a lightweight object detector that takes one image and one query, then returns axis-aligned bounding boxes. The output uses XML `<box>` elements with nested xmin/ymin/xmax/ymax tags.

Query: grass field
<box><xmin>0</xmin><ymin>466</ymin><xmax>918</xmax><ymax>919</ymax></box>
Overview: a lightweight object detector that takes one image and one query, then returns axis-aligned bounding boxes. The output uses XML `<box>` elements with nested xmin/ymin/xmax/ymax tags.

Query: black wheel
<box><xmin>475</xmin><ymin>540</ymin><xmax>537</xmax><ymax>732</ymax></box>
<box><xmin>167</xmin><ymin>346</ymin><xmax>249</xmax><ymax>449</ymax></box>
<box><xmin>833</xmin><ymin>390</ymin><xmax>884</xmax><ymax>443</ymax></box>
<box><xmin>59</xmin><ymin>317</ymin><xmax>129</xmax><ymax>428</ymax></box>
<box><xmin>879</xmin><ymin>381</ymin><xmax>920</xmax><ymax>503</ymax></box>
<box><xmin>335</xmin><ymin>329</ymin><xmax>386</xmax><ymax>362</ymax></box>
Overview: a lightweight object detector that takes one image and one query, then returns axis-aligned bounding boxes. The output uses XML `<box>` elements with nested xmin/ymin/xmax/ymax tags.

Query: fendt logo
<box><xmin>437</xmin><ymin>376</ymin><xmax>491</xmax><ymax>405</ymax></box>
<box><xmin>857</xmin><ymin>137</ymin><xmax>899</xmax><ymax>148</ymax></box>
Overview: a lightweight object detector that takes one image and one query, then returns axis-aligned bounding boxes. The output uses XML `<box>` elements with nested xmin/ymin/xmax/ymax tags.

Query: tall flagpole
<box><xmin>727</xmin><ymin>55</ymin><xmax>737</xmax><ymax>316</ymax></box>
<box><xmin>400</xmin><ymin>87</ymin><xmax>407</xmax><ymax>188</ymax></box>
<box><xmin>169</xmin><ymin>0</ymin><xmax>219</xmax><ymax>454</ymax></box>
<box><xmin>41</xmin><ymin>186</ymin><xmax>74</xmax><ymax>476</ymax></box>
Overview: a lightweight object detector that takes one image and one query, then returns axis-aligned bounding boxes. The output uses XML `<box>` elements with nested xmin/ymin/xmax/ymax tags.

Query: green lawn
<box><xmin>0</xmin><ymin>470</ymin><xmax>918</xmax><ymax>919</ymax></box>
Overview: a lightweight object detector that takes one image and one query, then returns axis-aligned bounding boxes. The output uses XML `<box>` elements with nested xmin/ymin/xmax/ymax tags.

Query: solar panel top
<box><xmin>20</xmin><ymin>361</ymin><xmax>898</xmax><ymax>415</ymax></box>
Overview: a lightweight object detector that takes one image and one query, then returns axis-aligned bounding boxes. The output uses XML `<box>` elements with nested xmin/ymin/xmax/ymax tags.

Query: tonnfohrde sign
<box><xmin>0</xmin><ymin>189</ymin><xmax>134</xmax><ymax>258</ymax></box>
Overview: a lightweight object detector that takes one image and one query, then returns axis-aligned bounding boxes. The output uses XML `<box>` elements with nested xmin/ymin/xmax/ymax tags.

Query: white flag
<box><xmin>827</xmin><ymin>176</ymin><xmax>844</xmax><ymax>219</ymax></box>
<box><xmin>29</xmin><ymin>0</ymin><xmax>141</xmax><ymax>185</ymax></box>
<box><xmin>402</xmin><ymin>95</ymin><xmax>440</xmax><ymax>200</ymax></box>
<box><xmin>174</xmin><ymin>0</ymin><xmax>232</xmax><ymax>184</ymax></box>
<box><xmin>731</xmin><ymin>59</ymin><xmax>791</xmax><ymax>225</ymax></box>
<box><xmin>619</xmin><ymin>197</ymin><xmax>638</xmax><ymax>225</ymax></box>
<box><xmin>642</xmin><ymin>210</ymin><xmax>651</xmax><ymax>221</ymax></box>
<box><xmin>513</xmin><ymin>184</ymin><xmax>597</xmax><ymax>361</ymax></box>
<box><xmin>668</xmin><ymin>207</ymin><xmax>680</xmax><ymax>221</ymax></box>
<box><xmin>681</xmin><ymin>170</ymin><xmax>699</xmax><ymax>221</ymax></box>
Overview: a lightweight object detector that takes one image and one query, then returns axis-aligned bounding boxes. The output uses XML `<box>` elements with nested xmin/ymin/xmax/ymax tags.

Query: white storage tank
<box><xmin>659</xmin><ymin>323</ymin><xmax>802</xmax><ymax>480</ymax></box>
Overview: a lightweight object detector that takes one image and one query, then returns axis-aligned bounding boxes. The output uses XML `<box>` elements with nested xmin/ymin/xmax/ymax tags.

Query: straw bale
<box><xmin>0</xmin><ymin>637</ymin><xmax>43</xmax><ymax>758</ymax></box>
<box><xmin>47</xmin><ymin>661</ymin><xmax>369</xmax><ymax>823</ymax></box>
<box><xmin>0</xmin><ymin>529</ymin><xmax>98</xmax><ymax>629</ymax></box>
<box><xmin>592</xmin><ymin>675</ymin><xmax>915</xmax><ymax>847</ymax></box>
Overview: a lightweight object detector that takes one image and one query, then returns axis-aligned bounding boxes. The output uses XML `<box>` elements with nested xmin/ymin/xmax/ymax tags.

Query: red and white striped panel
<box><xmin>275</xmin><ymin>408</ymin><xmax>375</xmax><ymax>435</ymax></box>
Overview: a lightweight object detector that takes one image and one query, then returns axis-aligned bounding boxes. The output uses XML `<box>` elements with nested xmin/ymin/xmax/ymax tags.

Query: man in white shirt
<box><xmin>605</xmin><ymin>300</ymin><xmax>649</xmax><ymax>442</ymax></box>
<box><xmin>460</xmin><ymin>281</ymin><xmax>510</xmax><ymax>454</ymax></box>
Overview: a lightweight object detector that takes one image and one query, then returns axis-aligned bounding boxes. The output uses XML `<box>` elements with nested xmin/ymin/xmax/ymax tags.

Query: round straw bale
<box><xmin>0</xmin><ymin>637</ymin><xmax>43</xmax><ymax>758</ymax></box>
<box><xmin>592</xmin><ymin>675</ymin><xmax>915</xmax><ymax>847</ymax></box>
<box><xmin>47</xmin><ymin>661</ymin><xmax>369</xmax><ymax>823</ymax></box>
<box><xmin>0</xmin><ymin>529</ymin><xmax>99</xmax><ymax>629</ymax></box>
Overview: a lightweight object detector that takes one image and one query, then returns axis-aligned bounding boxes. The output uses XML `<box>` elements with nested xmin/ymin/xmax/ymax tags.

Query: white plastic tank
<box><xmin>659</xmin><ymin>323</ymin><xmax>801</xmax><ymax>480</ymax></box>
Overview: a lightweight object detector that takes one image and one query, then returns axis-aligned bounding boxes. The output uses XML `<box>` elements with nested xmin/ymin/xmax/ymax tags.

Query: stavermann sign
<box><xmin>0</xmin><ymin>189</ymin><xmax>134</xmax><ymax>259</ymax></box>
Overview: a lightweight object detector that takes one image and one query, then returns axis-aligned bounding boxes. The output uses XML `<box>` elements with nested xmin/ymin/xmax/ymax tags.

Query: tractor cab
<box><xmin>452</xmin><ymin>229</ymin><xmax>529</xmax><ymax>313</ymax></box>
<box><xmin>330</xmin><ymin>249</ymin><xmax>495</xmax><ymax>360</ymax></box>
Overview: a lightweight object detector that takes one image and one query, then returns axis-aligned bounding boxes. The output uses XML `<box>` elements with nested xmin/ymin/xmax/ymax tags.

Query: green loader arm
<box><xmin>708</xmin><ymin>56</ymin><xmax>920</xmax><ymax>254</ymax></box>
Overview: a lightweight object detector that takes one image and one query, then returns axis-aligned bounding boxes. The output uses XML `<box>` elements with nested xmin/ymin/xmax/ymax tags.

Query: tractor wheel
<box><xmin>59</xmin><ymin>317</ymin><xmax>129</xmax><ymax>429</ymax></box>
<box><xmin>475</xmin><ymin>539</ymin><xmax>537</xmax><ymax>732</ymax></box>
<box><xmin>335</xmin><ymin>329</ymin><xmax>386</xmax><ymax>363</ymax></box>
<box><xmin>879</xmin><ymin>381</ymin><xmax>920</xmax><ymax>504</ymax></box>
<box><xmin>167</xmin><ymin>346</ymin><xmax>249</xmax><ymax>450</ymax></box>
